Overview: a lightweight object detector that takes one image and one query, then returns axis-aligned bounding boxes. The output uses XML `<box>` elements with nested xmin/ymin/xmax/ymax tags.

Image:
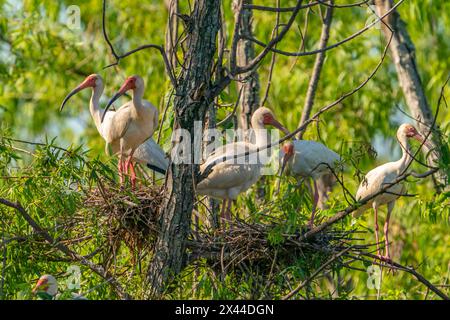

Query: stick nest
<box><xmin>188</xmin><ymin>219</ymin><xmax>360</xmax><ymax>276</ymax></box>
<box><xmin>84</xmin><ymin>182</ymin><xmax>164</xmax><ymax>261</ymax></box>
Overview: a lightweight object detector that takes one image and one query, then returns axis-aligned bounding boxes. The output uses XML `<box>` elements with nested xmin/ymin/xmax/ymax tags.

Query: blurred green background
<box><xmin>0</xmin><ymin>0</ymin><xmax>449</xmax><ymax>299</ymax></box>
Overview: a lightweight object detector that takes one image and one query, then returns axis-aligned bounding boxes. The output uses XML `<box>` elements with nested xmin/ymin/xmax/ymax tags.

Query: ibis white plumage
<box><xmin>353</xmin><ymin>123</ymin><xmax>432</xmax><ymax>262</ymax></box>
<box><xmin>197</xmin><ymin>107</ymin><xmax>290</xmax><ymax>225</ymax></box>
<box><xmin>60</xmin><ymin>74</ymin><xmax>168</xmax><ymax>178</ymax></box>
<box><xmin>280</xmin><ymin>140</ymin><xmax>340</xmax><ymax>227</ymax></box>
<box><xmin>32</xmin><ymin>274</ymin><xmax>87</xmax><ymax>300</ymax></box>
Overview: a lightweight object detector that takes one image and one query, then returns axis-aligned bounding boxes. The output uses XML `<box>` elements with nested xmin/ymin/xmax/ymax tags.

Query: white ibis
<box><xmin>32</xmin><ymin>274</ymin><xmax>87</xmax><ymax>300</ymax></box>
<box><xmin>280</xmin><ymin>140</ymin><xmax>340</xmax><ymax>227</ymax></box>
<box><xmin>197</xmin><ymin>107</ymin><xmax>290</xmax><ymax>226</ymax></box>
<box><xmin>354</xmin><ymin>123</ymin><xmax>432</xmax><ymax>262</ymax></box>
<box><xmin>60</xmin><ymin>74</ymin><xmax>168</xmax><ymax>178</ymax></box>
<box><xmin>102</xmin><ymin>75</ymin><xmax>160</xmax><ymax>187</ymax></box>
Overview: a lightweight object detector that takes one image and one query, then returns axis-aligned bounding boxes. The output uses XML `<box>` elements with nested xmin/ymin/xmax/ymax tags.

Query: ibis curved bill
<box><xmin>354</xmin><ymin>123</ymin><xmax>432</xmax><ymax>262</ymax></box>
<box><xmin>197</xmin><ymin>107</ymin><xmax>289</xmax><ymax>227</ymax></box>
<box><xmin>60</xmin><ymin>74</ymin><xmax>168</xmax><ymax>183</ymax></box>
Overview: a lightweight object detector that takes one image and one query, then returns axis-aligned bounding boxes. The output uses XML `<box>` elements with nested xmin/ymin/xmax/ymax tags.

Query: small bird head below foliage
<box><xmin>32</xmin><ymin>275</ymin><xmax>58</xmax><ymax>299</ymax></box>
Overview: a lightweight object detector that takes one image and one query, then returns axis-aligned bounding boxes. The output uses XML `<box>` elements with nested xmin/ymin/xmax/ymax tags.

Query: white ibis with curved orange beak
<box><xmin>354</xmin><ymin>123</ymin><xmax>433</xmax><ymax>262</ymax></box>
<box><xmin>102</xmin><ymin>75</ymin><xmax>160</xmax><ymax>187</ymax></box>
<box><xmin>197</xmin><ymin>107</ymin><xmax>290</xmax><ymax>226</ymax></box>
<box><xmin>60</xmin><ymin>74</ymin><xmax>168</xmax><ymax>179</ymax></box>
<box><xmin>279</xmin><ymin>140</ymin><xmax>340</xmax><ymax>227</ymax></box>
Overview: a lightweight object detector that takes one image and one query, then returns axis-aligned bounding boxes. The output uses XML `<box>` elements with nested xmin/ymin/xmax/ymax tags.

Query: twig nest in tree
<box><xmin>84</xmin><ymin>181</ymin><xmax>164</xmax><ymax>264</ymax></box>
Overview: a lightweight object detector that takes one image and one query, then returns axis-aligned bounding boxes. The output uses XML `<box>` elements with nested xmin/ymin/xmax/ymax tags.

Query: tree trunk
<box><xmin>147</xmin><ymin>0</ymin><xmax>220</xmax><ymax>296</ymax></box>
<box><xmin>233</xmin><ymin>0</ymin><xmax>260</xmax><ymax>130</ymax></box>
<box><xmin>164</xmin><ymin>0</ymin><xmax>179</xmax><ymax>70</ymax></box>
<box><xmin>375</xmin><ymin>0</ymin><xmax>446</xmax><ymax>190</ymax></box>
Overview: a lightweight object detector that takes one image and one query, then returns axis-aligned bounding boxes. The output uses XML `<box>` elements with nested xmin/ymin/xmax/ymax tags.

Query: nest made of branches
<box><xmin>84</xmin><ymin>181</ymin><xmax>164</xmax><ymax>262</ymax></box>
<box><xmin>188</xmin><ymin>219</ymin><xmax>366</xmax><ymax>277</ymax></box>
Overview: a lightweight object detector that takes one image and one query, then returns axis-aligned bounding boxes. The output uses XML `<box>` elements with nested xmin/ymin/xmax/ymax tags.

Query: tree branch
<box><xmin>297</xmin><ymin>1</ymin><xmax>333</xmax><ymax>139</ymax></box>
<box><xmin>101</xmin><ymin>0</ymin><xmax>177</xmax><ymax>88</ymax></box>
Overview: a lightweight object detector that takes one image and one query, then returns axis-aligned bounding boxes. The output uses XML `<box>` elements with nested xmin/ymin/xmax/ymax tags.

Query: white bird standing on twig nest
<box><xmin>32</xmin><ymin>274</ymin><xmax>87</xmax><ymax>300</ymax></box>
<box><xmin>353</xmin><ymin>123</ymin><xmax>433</xmax><ymax>262</ymax></box>
<box><xmin>102</xmin><ymin>75</ymin><xmax>160</xmax><ymax>188</ymax></box>
<box><xmin>197</xmin><ymin>107</ymin><xmax>290</xmax><ymax>227</ymax></box>
<box><xmin>60</xmin><ymin>74</ymin><xmax>168</xmax><ymax>177</ymax></box>
<box><xmin>279</xmin><ymin>140</ymin><xmax>340</xmax><ymax>227</ymax></box>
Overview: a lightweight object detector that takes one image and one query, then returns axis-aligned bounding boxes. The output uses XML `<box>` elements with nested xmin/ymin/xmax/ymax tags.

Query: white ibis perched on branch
<box><xmin>32</xmin><ymin>274</ymin><xmax>87</xmax><ymax>300</ymax></box>
<box><xmin>60</xmin><ymin>74</ymin><xmax>168</xmax><ymax>178</ymax></box>
<box><xmin>354</xmin><ymin>123</ymin><xmax>432</xmax><ymax>262</ymax></box>
<box><xmin>280</xmin><ymin>140</ymin><xmax>340</xmax><ymax>227</ymax></box>
<box><xmin>102</xmin><ymin>75</ymin><xmax>160</xmax><ymax>187</ymax></box>
<box><xmin>197</xmin><ymin>107</ymin><xmax>290</xmax><ymax>226</ymax></box>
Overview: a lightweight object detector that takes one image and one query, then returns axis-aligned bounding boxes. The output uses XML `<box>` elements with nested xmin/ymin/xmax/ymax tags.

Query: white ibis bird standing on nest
<box><xmin>280</xmin><ymin>140</ymin><xmax>340</xmax><ymax>227</ymax></box>
<box><xmin>354</xmin><ymin>123</ymin><xmax>432</xmax><ymax>262</ymax></box>
<box><xmin>197</xmin><ymin>107</ymin><xmax>290</xmax><ymax>226</ymax></box>
<box><xmin>60</xmin><ymin>74</ymin><xmax>168</xmax><ymax>178</ymax></box>
<box><xmin>101</xmin><ymin>75</ymin><xmax>160</xmax><ymax>187</ymax></box>
<box><xmin>32</xmin><ymin>274</ymin><xmax>87</xmax><ymax>300</ymax></box>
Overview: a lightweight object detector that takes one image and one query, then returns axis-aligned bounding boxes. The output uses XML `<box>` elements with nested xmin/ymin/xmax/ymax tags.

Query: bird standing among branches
<box><xmin>102</xmin><ymin>75</ymin><xmax>160</xmax><ymax>188</ymax></box>
<box><xmin>197</xmin><ymin>107</ymin><xmax>290</xmax><ymax>227</ymax></box>
<box><xmin>60</xmin><ymin>74</ymin><xmax>168</xmax><ymax>178</ymax></box>
<box><xmin>354</xmin><ymin>123</ymin><xmax>433</xmax><ymax>262</ymax></box>
<box><xmin>279</xmin><ymin>140</ymin><xmax>340</xmax><ymax>227</ymax></box>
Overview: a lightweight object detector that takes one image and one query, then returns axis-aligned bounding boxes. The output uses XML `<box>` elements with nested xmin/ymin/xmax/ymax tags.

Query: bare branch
<box><xmin>297</xmin><ymin>1</ymin><xmax>333</xmax><ymax>139</ymax></box>
<box><xmin>101</xmin><ymin>0</ymin><xmax>177</xmax><ymax>88</ymax></box>
<box><xmin>200</xmin><ymin>31</ymin><xmax>394</xmax><ymax>180</ymax></box>
<box><xmin>244</xmin><ymin>0</ymin><xmax>369</xmax><ymax>12</ymax></box>
<box><xmin>242</xmin><ymin>0</ymin><xmax>404</xmax><ymax>60</ymax></box>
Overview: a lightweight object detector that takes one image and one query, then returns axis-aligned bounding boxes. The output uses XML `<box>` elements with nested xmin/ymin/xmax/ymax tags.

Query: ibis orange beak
<box><xmin>102</xmin><ymin>80</ymin><xmax>134</xmax><ymax>123</ymax></box>
<box><xmin>413</xmin><ymin>132</ymin><xmax>433</xmax><ymax>151</ymax></box>
<box><xmin>32</xmin><ymin>278</ymin><xmax>48</xmax><ymax>294</ymax></box>
<box><xmin>276</xmin><ymin>144</ymin><xmax>294</xmax><ymax>194</ymax></box>
<box><xmin>60</xmin><ymin>78</ymin><xmax>93</xmax><ymax>111</ymax></box>
<box><xmin>268</xmin><ymin>118</ymin><xmax>291</xmax><ymax>137</ymax></box>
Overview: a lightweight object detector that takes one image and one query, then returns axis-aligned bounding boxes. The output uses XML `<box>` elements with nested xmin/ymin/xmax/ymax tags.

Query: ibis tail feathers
<box><xmin>146</xmin><ymin>163</ymin><xmax>166</xmax><ymax>175</ymax></box>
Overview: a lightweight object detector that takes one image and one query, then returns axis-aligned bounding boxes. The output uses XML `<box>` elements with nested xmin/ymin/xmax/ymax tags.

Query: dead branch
<box><xmin>242</xmin><ymin>0</ymin><xmax>404</xmax><ymax>59</ymax></box>
<box><xmin>101</xmin><ymin>0</ymin><xmax>177</xmax><ymax>87</ymax></box>
<box><xmin>297</xmin><ymin>1</ymin><xmax>333</xmax><ymax>139</ymax></box>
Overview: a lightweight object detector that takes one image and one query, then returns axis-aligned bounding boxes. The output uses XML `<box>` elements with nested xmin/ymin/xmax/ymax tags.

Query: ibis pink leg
<box><xmin>118</xmin><ymin>155</ymin><xmax>125</xmax><ymax>185</ymax></box>
<box><xmin>129</xmin><ymin>161</ymin><xmax>137</xmax><ymax>189</ymax></box>
<box><xmin>309</xmin><ymin>180</ymin><xmax>319</xmax><ymax>228</ymax></box>
<box><xmin>373</xmin><ymin>204</ymin><xmax>382</xmax><ymax>258</ymax></box>
<box><xmin>219</xmin><ymin>200</ymin><xmax>227</xmax><ymax>228</ymax></box>
<box><xmin>124</xmin><ymin>149</ymin><xmax>137</xmax><ymax>188</ymax></box>
<box><xmin>384</xmin><ymin>202</ymin><xmax>394</xmax><ymax>262</ymax></box>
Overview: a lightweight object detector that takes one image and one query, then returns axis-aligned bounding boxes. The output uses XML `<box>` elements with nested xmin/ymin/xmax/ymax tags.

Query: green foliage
<box><xmin>0</xmin><ymin>0</ymin><xmax>449</xmax><ymax>300</ymax></box>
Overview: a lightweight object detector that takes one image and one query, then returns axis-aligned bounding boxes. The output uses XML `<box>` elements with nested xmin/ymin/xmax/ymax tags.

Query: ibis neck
<box><xmin>90</xmin><ymin>84</ymin><xmax>104</xmax><ymax>131</ymax></box>
<box><xmin>132</xmin><ymin>86</ymin><xmax>145</xmax><ymax>112</ymax></box>
<box><xmin>251</xmin><ymin>121</ymin><xmax>268</xmax><ymax>148</ymax></box>
<box><xmin>396</xmin><ymin>135</ymin><xmax>412</xmax><ymax>173</ymax></box>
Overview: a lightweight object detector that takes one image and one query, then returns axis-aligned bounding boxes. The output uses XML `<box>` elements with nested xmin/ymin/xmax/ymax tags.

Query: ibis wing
<box><xmin>356</xmin><ymin>165</ymin><xmax>401</xmax><ymax>201</ymax></box>
<box><xmin>103</xmin><ymin>105</ymin><xmax>132</xmax><ymax>144</ymax></box>
<box><xmin>198</xmin><ymin>142</ymin><xmax>256</xmax><ymax>190</ymax></box>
